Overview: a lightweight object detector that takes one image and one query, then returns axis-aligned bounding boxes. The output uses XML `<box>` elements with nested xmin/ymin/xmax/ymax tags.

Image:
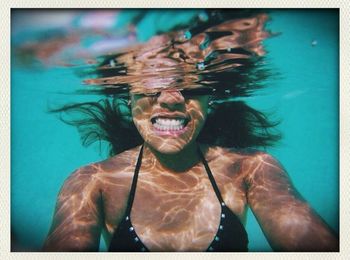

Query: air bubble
<box><xmin>198</xmin><ymin>12</ymin><xmax>209</xmax><ymax>22</ymax></box>
<box><xmin>109</xmin><ymin>59</ymin><xmax>116</xmax><ymax>67</ymax></box>
<box><xmin>197</xmin><ymin>62</ymin><xmax>205</xmax><ymax>70</ymax></box>
<box><xmin>184</xmin><ymin>31</ymin><xmax>192</xmax><ymax>40</ymax></box>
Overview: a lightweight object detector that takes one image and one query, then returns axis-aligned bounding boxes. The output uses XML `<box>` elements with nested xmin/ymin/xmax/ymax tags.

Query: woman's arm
<box><xmin>245</xmin><ymin>153</ymin><xmax>338</xmax><ymax>251</ymax></box>
<box><xmin>43</xmin><ymin>166</ymin><xmax>103</xmax><ymax>251</ymax></box>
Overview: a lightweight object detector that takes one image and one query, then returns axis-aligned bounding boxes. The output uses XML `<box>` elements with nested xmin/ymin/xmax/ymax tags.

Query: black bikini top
<box><xmin>108</xmin><ymin>145</ymin><xmax>248</xmax><ymax>252</ymax></box>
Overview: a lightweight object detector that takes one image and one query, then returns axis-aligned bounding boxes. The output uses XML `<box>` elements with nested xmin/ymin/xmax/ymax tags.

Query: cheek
<box><xmin>188</xmin><ymin>98</ymin><xmax>209</xmax><ymax>124</ymax></box>
<box><xmin>130</xmin><ymin>98</ymin><xmax>154</xmax><ymax>139</ymax></box>
<box><xmin>131</xmin><ymin>97</ymin><xmax>153</xmax><ymax>120</ymax></box>
<box><xmin>185</xmin><ymin>100</ymin><xmax>209</xmax><ymax>139</ymax></box>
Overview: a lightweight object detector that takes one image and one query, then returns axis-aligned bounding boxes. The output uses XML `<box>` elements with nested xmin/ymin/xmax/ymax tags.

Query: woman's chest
<box><xmin>102</xmin><ymin>166</ymin><xmax>248</xmax><ymax>251</ymax></box>
<box><xmin>130</xmin><ymin>174</ymin><xmax>222</xmax><ymax>251</ymax></box>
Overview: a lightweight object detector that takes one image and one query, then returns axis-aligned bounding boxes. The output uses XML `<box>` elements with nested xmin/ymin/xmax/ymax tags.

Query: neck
<box><xmin>144</xmin><ymin>142</ymin><xmax>203</xmax><ymax>172</ymax></box>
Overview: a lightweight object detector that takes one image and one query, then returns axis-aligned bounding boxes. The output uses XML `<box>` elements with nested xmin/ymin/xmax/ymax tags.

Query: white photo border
<box><xmin>1</xmin><ymin>0</ymin><xmax>348</xmax><ymax>259</ymax></box>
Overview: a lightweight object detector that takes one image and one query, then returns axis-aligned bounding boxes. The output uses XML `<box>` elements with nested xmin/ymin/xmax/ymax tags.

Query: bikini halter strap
<box><xmin>126</xmin><ymin>144</ymin><xmax>224</xmax><ymax>215</ymax></box>
<box><xmin>197</xmin><ymin>146</ymin><xmax>225</xmax><ymax>204</ymax></box>
<box><xmin>125</xmin><ymin>144</ymin><xmax>144</xmax><ymax>216</ymax></box>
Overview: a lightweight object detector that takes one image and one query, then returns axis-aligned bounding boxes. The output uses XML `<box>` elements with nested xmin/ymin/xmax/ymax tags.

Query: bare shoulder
<box><xmin>91</xmin><ymin>145</ymin><xmax>141</xmax><ymax>176</ymax></box>
<box><xmin>204</xmin><ymin>145</ymin><xmax>284</xmax><ymax>179</ymax></box>
<box><xmin>61</xmin><ymin>145</ymin><xmax>142</xmax><ymax>194</ymax></box>
<box><xmin>205</xmin><ymin>145</ymin><xmax>264</xmax><ymax>158</ymax></box>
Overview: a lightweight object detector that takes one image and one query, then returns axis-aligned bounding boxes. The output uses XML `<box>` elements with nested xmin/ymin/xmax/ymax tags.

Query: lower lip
<box><xmin>152</xmin><ymin>125</ymin><xmax>188</xmax><ymax>137</ymax></box>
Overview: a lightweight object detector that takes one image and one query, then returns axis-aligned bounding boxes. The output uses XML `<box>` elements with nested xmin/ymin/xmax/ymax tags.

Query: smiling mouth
<box><xmin>151</xmin><ymin>117</ymin><xmax>189</xmax><ymax>132</ymax></box>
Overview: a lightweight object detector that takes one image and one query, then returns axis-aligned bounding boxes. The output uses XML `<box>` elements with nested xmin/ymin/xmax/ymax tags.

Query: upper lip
<box><xmin>151</xmin><ymin>112</ymin><xmax>188</xmax><ymax>120</ymax></box>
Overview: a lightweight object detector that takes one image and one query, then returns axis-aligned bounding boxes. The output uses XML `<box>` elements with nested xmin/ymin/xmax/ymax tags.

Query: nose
<box><xmin>157</xmin><ymin>89</ymin><xmax>185</xmax><ymax>110</ymax></box>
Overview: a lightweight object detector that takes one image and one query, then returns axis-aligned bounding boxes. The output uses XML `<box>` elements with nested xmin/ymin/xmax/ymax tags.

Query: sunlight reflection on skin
<box><xmin>130</xmin><ymin>90</ymin><xmax>209</xmax><ymax>154</ymax></box>
<box><xmin>43</xmin><ymin>12</ymin><xmax>338</xmax><ymax>252</ymax></box>
<box><xmin>43</xmin><ymin>140</ymin><xmax>339</xmax><ymax>251</ymax></box>
<box><xmin>85</xmin><ymin>14</ymin><xmax>270</xmax><ymax>93</ymax></box>
<box><xmin>47</xmin><ymin>63</ymin><xmax>340</xmax><ymax>252</ymax></box>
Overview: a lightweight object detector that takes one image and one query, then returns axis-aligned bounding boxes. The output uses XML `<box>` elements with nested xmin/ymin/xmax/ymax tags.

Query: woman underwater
<box><xmin>43</xmin><ymin>10</ymin><xmax>338</xmax><ymax>252</ymax></box>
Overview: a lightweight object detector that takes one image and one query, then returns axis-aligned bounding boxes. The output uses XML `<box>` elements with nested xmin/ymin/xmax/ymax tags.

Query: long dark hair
<box><xmin>51</xmin><ymin>9</ymin><xmax>281</xmax><ymax>156</ymax></box>
<box><xmin>52</xmin><ymin>96</ymin><xmax>280</xmax><ymax>156</ymax></box>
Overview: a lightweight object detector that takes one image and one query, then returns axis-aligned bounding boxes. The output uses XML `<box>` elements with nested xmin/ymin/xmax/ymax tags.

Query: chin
<box><xmin>145</xmin><ymin>137</ymin><xmax>194</xmax><ymax>155</ymax></box>
<box><xmin>133</xmin><ymin>114</ymin><xmax>203</xmax><ymax>155</ymax></box>
<box><xmin>152</xmin><ymin>145</ymin><xmax>184</xmax><ymax>155</ymax></box>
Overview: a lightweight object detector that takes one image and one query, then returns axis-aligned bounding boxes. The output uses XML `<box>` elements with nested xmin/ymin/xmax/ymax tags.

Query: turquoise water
<box><xmin>11</xmin><ymin>9</ymin><xmax>338</xmax><ymax>251</ymax></box>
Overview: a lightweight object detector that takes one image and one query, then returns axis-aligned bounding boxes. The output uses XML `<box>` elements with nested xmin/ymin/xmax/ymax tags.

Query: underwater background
<box><xmin>11</xmin><ymin>9</ymin><xmax>339</xmax><ymax>251</ymax></box>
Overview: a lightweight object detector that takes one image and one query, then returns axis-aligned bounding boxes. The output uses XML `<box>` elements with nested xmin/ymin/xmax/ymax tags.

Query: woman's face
<box><xmin>130</xmin><ymin>89</ymin><xmax>209</xmax><ymax>154</ymax></box>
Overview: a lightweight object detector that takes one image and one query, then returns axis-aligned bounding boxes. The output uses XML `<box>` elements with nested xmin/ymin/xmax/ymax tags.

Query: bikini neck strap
<box><xmin>126</xmin><ymin>143</ymin><xmax>225</xmax><ymax>216</ymax></box>
<box><xmin>197</xmin><ymin>145</ymin><xmax>225</xmax><ymax>204</ymax></box>
<box><xmin>125</xmin><ymin>144</ymin><xmax>144</xmax><ymax>216</ymax></box>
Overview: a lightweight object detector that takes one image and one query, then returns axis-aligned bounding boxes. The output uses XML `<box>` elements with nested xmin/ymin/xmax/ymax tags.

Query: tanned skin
<box><xmin>43</xmin><ymin>90</ymin><xmax>338</xmax><ymax>252</ymax></box>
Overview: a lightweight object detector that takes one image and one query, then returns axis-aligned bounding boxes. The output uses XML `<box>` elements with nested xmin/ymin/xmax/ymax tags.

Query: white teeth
<box><xmin>155</xmin><ymin>118</ymin><xmax>184</xmax><ymax>126</ymax></box>
<box><xmin>153</xmin><ymin>118</ymin><xmax>186</xmax><ymax>131</ymax></box>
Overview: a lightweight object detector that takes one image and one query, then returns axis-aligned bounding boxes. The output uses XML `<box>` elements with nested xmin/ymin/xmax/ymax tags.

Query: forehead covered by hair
<box><xmin>85</xmin><ymin>12</ymin><xmax>271</xmax><ymax>98</ymax></box>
